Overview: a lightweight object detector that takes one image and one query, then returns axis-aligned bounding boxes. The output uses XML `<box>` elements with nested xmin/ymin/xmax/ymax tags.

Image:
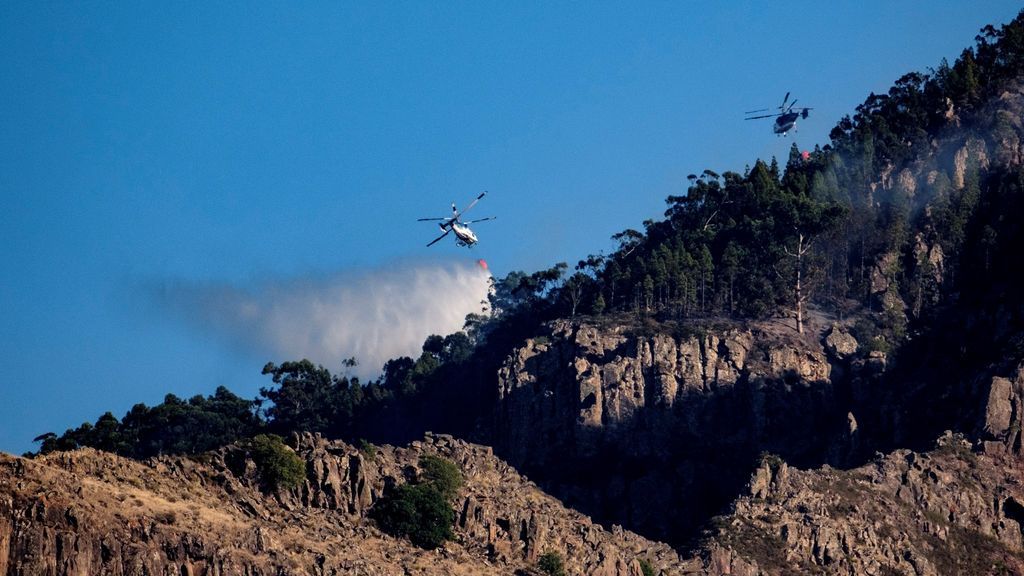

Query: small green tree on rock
<box><xmin>370</xmin><ymin>454</ymin><xmax>464</xmax><ymax>549</ymax></box>
<box><xmin>247</xmin><ymin>434</ymin><xmax>306</xmax><ymax>491</ymax></box>
<box><xmin>370</xmin><ymin>483</ymin><xmax>455</xmax><ymax>549</ymax></box>
<box><xmin>538</xmin><ymin>550</ymin><xmax>567</xmax><ymax>576</ymax></box>
<box><xmin>418</xmin><ymin>454</ymin><xmax>463</xmax><ymax>499</ymax></box>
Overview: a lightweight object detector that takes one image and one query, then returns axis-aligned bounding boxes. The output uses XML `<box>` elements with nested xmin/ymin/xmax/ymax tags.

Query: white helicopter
<box><xmin>745</xmin><ymin>92</ymin><xmax>812</xmax><ymax>136</ymax></box>
<box><xmin>418</xmin><ymin>191</ymin><xmax>496</xmax><ymax>247</ymax></box>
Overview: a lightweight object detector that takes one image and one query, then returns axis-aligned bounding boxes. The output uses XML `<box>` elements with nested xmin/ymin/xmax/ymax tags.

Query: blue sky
<box><xmin>2</xmin><ymin>2</ymin><xmax>1020</xmax><ymax>455</ymax></box>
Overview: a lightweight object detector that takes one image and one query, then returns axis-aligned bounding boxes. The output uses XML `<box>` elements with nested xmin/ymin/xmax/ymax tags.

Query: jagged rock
<box><xmin>698</xmin><ymin>442</ymin><xmax>1024</xmax><ymax>575</ymax></box>
<box><xmin>978</xmin><ymin>364</ymin><xmax>1024</xmax><ymax>455</ymax></box>
<box><xmin>0</xmin><ymin>436</ymin><xmax>685</xmax><ymax>576</ymax></box>
<box><xmin>984</xmin><ymin>377</ymin><xmax>1016</xmax><ymax>438</ymax></box>
<box><xmin>824</xmin><ymin>325</ymin><xmax>858</xmax><ymax>360</ymax></box>
<box><xmin>870</xmin><ymin>252</ymin><xmax>900</xmax><ymax>296</ymax></box>
<box><xmin>748</xmin><ymin>455</ymin><xmax>788</xmax><ymax>500</ymax></box>
<box><xmin>897</xmin><ymin>167</ymin><xmax>917</xmax><ymax>197</ymax></box>
<box><xmin>496</xmin><ymin>319</ymin><xmax>838</xmax><ymax>544</ymax></box>
<box><xmin>952</xmin><ymin>137</ymin><xmax>990</xmax><ymax>189</ymax></box>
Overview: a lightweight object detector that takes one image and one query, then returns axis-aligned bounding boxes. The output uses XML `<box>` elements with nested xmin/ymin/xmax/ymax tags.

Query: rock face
<box><xmin>978</xmin><ymin>363</ymin><xmax>1024</xmax><ymax>456</ymax></box>
<box><xmin>495</xmin><ymin>319</ymin><xmax>848</xmax><ymax>545</ymax></box>
<box><xmin>698</xmin><ymin>434</ymin><xmax>1024</xmax><ymax>575</ymax></box>
<box><xmin>0</xmin><ymin>433</ymin><xmax>683</xmax><ymax>576</ymax></box>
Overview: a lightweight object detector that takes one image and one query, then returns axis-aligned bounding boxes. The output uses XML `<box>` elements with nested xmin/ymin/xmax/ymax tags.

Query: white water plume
<box><xmin>154</xmin><ymin>260</ymin><xmax>491</xmax><ymax>379</ymax></box>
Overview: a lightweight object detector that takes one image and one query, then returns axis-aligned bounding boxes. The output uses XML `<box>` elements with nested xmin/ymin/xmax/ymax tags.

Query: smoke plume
<box><xmin>154</xmin><ymin>260</ymin><xmax>491</xmax><ymax>379</ymax></box>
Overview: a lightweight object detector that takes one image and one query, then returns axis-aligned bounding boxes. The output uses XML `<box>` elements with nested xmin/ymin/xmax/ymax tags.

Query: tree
<box><xmin>781</xmin><ymin>231</ymin><xmax>813</xmax><ymax>334</ymax></box>
<box><xmin>260</xmin><ymin>360</ymin><xmax>359</xmax><ymax>438</ymax></box>
<box><xmin>697</xmin><ymin>245</ymin><xmax>714</xmax><ymax>313</ymax></box>
<box><xmin>720</xmin><ymin>242</ymin><xmax>744</xmax><ymax>314</ymax></box>
<box><xmin>418</xmin><ymin>454</ymin><xmax>463</xmax><ymax>500</ymax></box>
<box><xmin>562</xmin><ymin>272</ymin><xmax>589</xmax><ymax>317</ymax></box>
<box><xmin>370</xmin><ymin>454</ymin><xmax>463</xmax><ymax>549</ymax></box>
<box><xmin>371</xmin><ymin>483</ymin><xmax>454</xmax><ymax>549</ymax></box>
<box><xmin>34</xmin><ymin>386</ymin><xmax>262</xmax><ymax>458</ymax></box>
<box><xmin>246</xmin><ymin>434</ymin><xmax>306</xmax><ymax>491</ymax></box>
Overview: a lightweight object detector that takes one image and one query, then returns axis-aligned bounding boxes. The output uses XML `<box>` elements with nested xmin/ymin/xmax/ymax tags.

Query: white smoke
<box><xmin>154</xmin><ymin>260</ymin><xmax>491</xmax><ymax>379</ymax></box>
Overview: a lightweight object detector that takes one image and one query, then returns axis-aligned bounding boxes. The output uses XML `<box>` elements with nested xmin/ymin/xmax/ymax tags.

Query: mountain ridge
<box><xmin>9</xmin><ymin>10</ymin><xmax>1024</xmax><ymax>576</ymax></box>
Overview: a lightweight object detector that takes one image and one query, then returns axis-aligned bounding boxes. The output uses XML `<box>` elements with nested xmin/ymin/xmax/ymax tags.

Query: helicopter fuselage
<box><xmin>774</xmin><ymin>113</ymin><xmax>799</xmax><ymax>135</ymax></box>
<box><xmin>443</xmin><ymin>221</ymin><xmax>478</xmax><ymax>246</ymax></box>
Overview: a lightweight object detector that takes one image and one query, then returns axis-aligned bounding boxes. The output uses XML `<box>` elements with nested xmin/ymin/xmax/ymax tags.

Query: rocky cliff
<box><xmin>0</xmin><ymin>433</ymin><xmax>683</xmax><ymax>575</ymax></box>
<box><xmin>701</xmin><ymin>432</ymin><xmax>1024</xmax><ymax>575</ymax></box>
<box><xmin>8</xmin><ymin>367</ymin><xmax>1023</xmax><ymax>576</ymax></box>
<box><xmin>490</xmin><ymin>312</ymin><xmax>1024</xmax><ymax>573</ymax></box>
<box><xmin>494</xmin><ymin>316</ymin><xmax>871</xmax><ymax>546</ymax></box>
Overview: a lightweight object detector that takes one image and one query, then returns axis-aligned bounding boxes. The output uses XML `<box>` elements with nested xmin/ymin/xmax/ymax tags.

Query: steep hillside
<box><xmin>494</xmin><ymin>315</ymin><xmax>853</xmax><ymax>545</ymax></box>
<box><xmin>4</xmin><ymin>394</ymin><xmax>1023</xmax><ymax>576</ymax></box>
<box><xmin>701</xmin><ymin>433</ymin><xmax>1024</xmax><ymax>575</ymax></box>
<box><xmin>0</xmin><ymin>433</ymin><xmax>684</xmax><ymax>575</ymax></box>
<box><xmin>12</xmin><ymin>11</ymin><xmax>1024</xmax><ymax>576</ymax></box>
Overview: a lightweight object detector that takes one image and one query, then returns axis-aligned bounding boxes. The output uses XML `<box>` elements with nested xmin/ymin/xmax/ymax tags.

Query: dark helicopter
<box><xmin>744</xmin><ymin>92</ymin><xmax>812</xmax><ymax>136</ymax></box>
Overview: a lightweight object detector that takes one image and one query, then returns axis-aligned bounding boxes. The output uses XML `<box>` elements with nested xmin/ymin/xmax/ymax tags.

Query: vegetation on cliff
<box><xmin>369</xmin><ymin>454</ymin><xmax>464</xmax><ymax>549</ymax></box>
<box><xmin>16</xmin><ymin>10</ymin><xmax>1024</xmax><ymax>575</ymax></box>
<box><xmin>32</xmin><ymin>12</ymin><xmax>1024</xmax><ymax>487</ymax></box>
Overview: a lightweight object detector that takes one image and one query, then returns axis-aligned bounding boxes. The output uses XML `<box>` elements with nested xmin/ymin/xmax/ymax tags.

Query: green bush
<box><xmin>370</xmin><ymin>483</ymin><xmax>455</xmax><ymax>549</ymax></box>
<box><xmin>358</xmin><ymin>438</ymin><xmax>377</xmax><ymax>461</ymax></box>
<box><xmin>538</xmin><ymin>550</ymin><xmax>567</xmax><ymax>576</ymax></box>
<box><xmin>638</xmin><ymin>558</ymin><xmax>656</xmax><ymax>576</ymax></box>
<box><xmin>248</xmin><ymin>434</ymin><xmax>306</xmax><ymax>491</ymax></box>
<box><xmin>418</xmin><ymin>454</ymin><xmax>463</xmax><ymax>499</ymax></box>
<box><xmin>370</xmin><ymin>454</ymin><xmax>464</xmax><ymax>549</ymax></box>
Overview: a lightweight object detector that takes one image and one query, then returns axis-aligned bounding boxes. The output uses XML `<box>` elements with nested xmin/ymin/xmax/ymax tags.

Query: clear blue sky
<box><xmin>2</xmin><ymin>2</ymin><xmax>1020</xmax><ymax>455</ymax></box>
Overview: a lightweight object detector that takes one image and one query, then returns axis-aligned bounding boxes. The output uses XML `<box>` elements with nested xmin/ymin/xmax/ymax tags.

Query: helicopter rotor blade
<box><xmin>426</xmin><ymin>229</ymin><xmax>451</xmax><ymax>247</ymax></box>
<box><xmin>463</xmin><ymin>216</ymin><xmax>496</xmax><ymax>225</ymax></box>
<box><xmin>417</xmin><ymin>217</ymin><xmax>449</xmax><ymax>222</ymax></box>
<box><xmin>780</xmin><ymin>92</ymin><xmax>790</xmax><ymax>110</ymax></box>
<box><xmin>454</xmin><ymin>191</ymin><xmax>487</xmax><ymax>221</ymax></box>
<box><xmin>745</xmin><ymin>113</ymin><xmax>783</xmax><ymax>120</ymax></box>
<box><xmin>744</xmin><ymin>107</ymin><xmax>770</xmax><ymax>114</ymax></box>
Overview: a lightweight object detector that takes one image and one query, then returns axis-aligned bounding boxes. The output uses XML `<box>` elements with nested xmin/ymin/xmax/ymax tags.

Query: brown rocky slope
<box><xmin>703</xmin><ymin>432</ymin><xmax>1024</xmax><ymax>575</ymax></box>
<box><xmin>4</xmin><ymin>349</ymin><xmax>1024</xmax><ymax>575</ymax></box>
<box><xmin>0</xmin><ymin>432</ymin><xmax>683</xmax><ymax>576</ymax></box>
<box><xmin>494</xmin><ymin>315</ymin><xmax>869</xmax><ymax>546</ymax></box>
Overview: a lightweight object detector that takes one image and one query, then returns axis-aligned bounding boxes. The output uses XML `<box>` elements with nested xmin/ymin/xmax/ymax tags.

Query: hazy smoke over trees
<box><xmin>154</xmin><ymin>260</ymin><xmax>491</xmax><ymax>379</ymax></box>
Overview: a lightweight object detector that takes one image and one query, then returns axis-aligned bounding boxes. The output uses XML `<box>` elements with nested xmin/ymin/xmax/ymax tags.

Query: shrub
<box><xmin>638</xmin><ymin>558</ymin><xmax>656</xmax><ymax>576</ymax></box>
<box><xmin>370</xmin><ymin>454</ymin><xmax>464</xmax><ymax>549</ymax></box>
<box><xmin>538</xmin><ymin>550</ymin><xmax>567</xmax><ymax>576</ymax></box>
<box><xmin>418</xmin><ymin>454</ymin><xmax>463</xmax><ymax>500</ymax></box>
<box><xmin>370</xmin><ymin>483</ymin><xmax>455</xmax><ymax>549</ymax></box>
<box><xmin>155</xmin><ymin>510</ymin><xmax>177</xmax><ymax>525</ymax></box>
<box><xmin>358</xmin><ymin>438</ymin><xmax>377</xmax><ymax>461</ymax></box>
<box><xmin>248</xmin><ymin>434</ymin><xmax>306</xmax><ymax>491</ymax></box>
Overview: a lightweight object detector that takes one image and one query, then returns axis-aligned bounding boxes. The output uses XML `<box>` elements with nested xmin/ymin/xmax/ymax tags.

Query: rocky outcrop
<box><xmin>977</xmin><ymin>363</ymin><xmax>1024</xmax><ymax>456</ymax></box>
<box><xmin>695</xmin><ymin>434</ymin><xmax>1024</xmax><ymax>575</ymax></box>
<box><xmin>952</xmin><ymin>137</ymin><xmax>990</xmax><ymax>189</ymax></box>
<box><xmin>495</xmin><ymin>319</ymin><xmax>849</xmax><ymax>545</ymax></box>
<box><xmin>6</xmin><ymin>428</ymin><xmax>1022</xmax><ymax>576</ymax></box>
<box><xmin>0</xmin><ymin>434</ymin><xmax>684</xmax><ymax>576</ymax></box>
<box><xmin>824</xmin><ymin>325</ymin><xmax>858</xmax><ymax>360</ymax></box>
